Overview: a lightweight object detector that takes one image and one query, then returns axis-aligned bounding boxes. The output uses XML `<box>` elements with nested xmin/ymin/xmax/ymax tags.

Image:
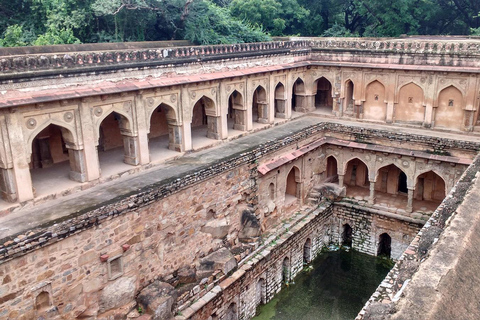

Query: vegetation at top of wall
<box><xmin>0</xmin><ymin>0</ymin><xmax>479</xmax><ymax>47</ymax></box>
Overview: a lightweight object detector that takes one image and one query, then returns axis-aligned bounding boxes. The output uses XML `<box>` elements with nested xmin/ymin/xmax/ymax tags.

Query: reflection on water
<box><xmin>253</xmin><ymin>250</ymin><xmax>392</xmax><ymax>320</ymax></box>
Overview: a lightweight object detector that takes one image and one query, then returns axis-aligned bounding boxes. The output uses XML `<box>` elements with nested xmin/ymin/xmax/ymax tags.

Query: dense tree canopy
<box><xmin>0</xmin><ymin>0</ymin><xmax>479</xmax><ymax>47</ymax></box>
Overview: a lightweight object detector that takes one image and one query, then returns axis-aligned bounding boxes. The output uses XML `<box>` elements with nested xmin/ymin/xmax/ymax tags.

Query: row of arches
<box><xmin>326</xmin><ymin>156</ymin><xmax>446</xmax><ymax>211</ymax></box>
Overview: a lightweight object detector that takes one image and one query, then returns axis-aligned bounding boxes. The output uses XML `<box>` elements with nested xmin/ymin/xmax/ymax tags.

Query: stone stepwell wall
<box><xmin>330</xmin><ymin>203</ymin><xmax>422</xmax><ymax>260</ymax></box>
<box><xmin>356</xmin><ymin>152</ymin><xmax>480</xmax><ymax>320</ymax></box>
<box><xmin>185</xmin><ymin>203</ymin><xmax>334</xmax><ymax>320</ymax></box>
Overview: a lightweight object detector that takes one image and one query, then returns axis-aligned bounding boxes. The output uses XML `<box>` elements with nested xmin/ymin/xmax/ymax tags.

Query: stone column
<box><xmin>67</xmin><ymin>148</ymin><xmax>88</xmax><ymax>182</ymax></box>
<box><xmin>369</xmin><ymin>181</ymin><xmax>375</xmax><ymax>205</ymax></box>
<box><xmin>0</xmin><ymin>168</ymin><xmax>17</xmax><ymax>202</ymax></box>
<box><xmin>406</xmin><ymin>188</ymin><xmax>414</xmax><ymax>213</ymax></box>
<box><xmin>79</xmin><ymin>101</ymin><xmax>101</xmax><ymax>181</ymax></box>
<box><xmin>168</xmin><ymin>123</ymin><xmax>184</xmax><ymax>152</ymax></box>
<box><xmin>257</xmin><ymin>103</ymin><xmax>270</xmax><ymax>124</ymax></box>
<box><xmin>207</xmin><ymin>116</ymin><xmax>222</xmax><ymax>140</ymax></box>
<box><xmin>295</xmin><ymin>94</ymin><xmax>315</xmax><ymax>113</ymax></box>
<box><xmin>275</xmin><ymin>99</ymin><xmax>287</xmax><ymax>118</ymax></box>
<box><xmin>133</xmin><ymin>95</ymin><xmax>150</xmax><ymax>165</ymax></box>
<box><xmin>338</xmin><ymin>174</ymin><xmax>345</xmax><ymax>188</ymax></box>
<box><xmin>184</xmin><ymin>122</ymin><xmax>193</xmax><ymax>151</ymax></box>
<box><xmin>122</xmin><ymin>135</ymin><xmax>140</xmax><ymax>166</ymax></box>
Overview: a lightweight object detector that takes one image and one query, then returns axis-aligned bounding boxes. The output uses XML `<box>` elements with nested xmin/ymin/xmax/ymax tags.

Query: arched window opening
<box><xmin>274</xmin><ymin>83</ymin><xmax>287</xmax><ymax>118</ymax></box>
<box><xmin>227</xmin><ymin>90</ymin><xmax>246</xmax><ymax>133</ymax></box>
<box><xmin>29</xmin><ymin>124</ymin><xmax>81</xmax><ymax>197</ymax></box>
<box><xmin>342</xmin><ymin>224</ymin><xmax>353</xmax><ymax>247</ymax></box>
<box><xmin>148</xmin><ymin>103</ymin><xmax>179</xmax><ymax>162</ymax></box>
<box><xmin>252</xmin><ymin>86</ymin><xmax>268</xmax><ymax>125</ymax></box>
<box><xmin>315</xmin><ymin>77</ymin><xmax>333</xmax><ymax>113</ymax></box>
<box><xmin>292</xmin><ymin>78</ymin><xmax>306</xmax><ymax>112</ymax></box>
<box><xmin>282</xmin><ymin>257</ymin><xmax>290</xmax><ymax>284</ymax></box>
<box><xmin>303</xmin><ymin>238</ymin><xmax>312</xmax><ymax>264</ymax></box>
<box><xmin>345</xmin><ymin>80</ymin><xmax>355</xmax><ymax>114</ymax></box>
<box><xmin>398</xmin><ymin>171</ymin><xmax>408</xmax><ymax>193</ymax></box>
<box><xmin>256</xmin><ymin>278</ymin><xmax>266</xmax><ymax>306</ymax></box>
<box><xmin>326</xmin><ymin>156</ymin><xmax>338</xmax><ymax>183</ymax></box>
<box><xmin>377</xmin><ymin>233</ymin><xmax>392</xmax><ymax>258</ymax></box>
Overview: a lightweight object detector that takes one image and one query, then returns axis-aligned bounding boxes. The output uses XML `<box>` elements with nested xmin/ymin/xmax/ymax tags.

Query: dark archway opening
<box><xmin>326</xmin><ymin>156</ymin><xmax>338</xmax><ymax>183</ymax></box>
<box><xmin>303</xmin><ymin>238</ymin><xmax>312</xmax><ymax>264</ymax></box>
<box><xmin>398</xmin><ymin>171</ymin><xmax>408</xmax><ymax>193</ymax></box>
<box><xmin>315</xmin><ymin>77</ymin><xmax>333</xmax><ymax>113</ymax></box>
<box><xmin>282</xmin><ymin>257</ymin><xmax>290</xmax><ymax>284</ymax></box>
<box><xmin>377</xmin><ymin>233</ymin><xmax>392</xmax><ymax>258</ymax></box>
<box><xmin>342</xmin><ymin>224</ymin><xmax>353</xmax><ymax>247</ymax></box>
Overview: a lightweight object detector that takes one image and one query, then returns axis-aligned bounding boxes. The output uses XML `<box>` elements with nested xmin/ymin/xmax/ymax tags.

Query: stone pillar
<box><xmin>220</xmin><ymin>113</ymin><xmax>228</xmax><ymax>140</ymax></box>
<box><xmin>0</xmin><ymin>168</ymin><xmax>17</xmax><ymax>202</ymax></box>
<box><xmin>233</xmin><ymin>109</ymin><xmax>247</xmax><ymax>131</ymax></box>
<box><xmin>79</xmin><ymin>101</ymin><xmax>101</xmax><ymax>181</ymax></box>
<box><xmin>385</xmin><ymin>101</ymin><xmax>394</xmax><ymax>123</ymax></box>
<box><xmin>295</xmin><ymin>94</ymin><xmax>315</xmax><ymax>113</ymax></box>
<box><xmin>207</xmin><ymin>116</ymin><xmax>222</xmax><ymax>140</ymax></box>
<box><xmin>424</xmin><ymin>105</ymin><xmax>433</xmax><ymax>128</ymax></box>
<box><xmin>369</xmin><ymin>181</ymin><xmax>375</xmax><ymax>205</ymax></box>
<box><xmin>37</xmin><ymin>137</ymin><xmax>53</xmax><ymax>168</ymax></box>
<box><xmin>338</xmin><ymin>174</ymin><xmax>345</xmax><ymax>188</ymax></box>
<box><xmin>406</xmin><ymin>188</ymin><xmax>414</xmax><ymax>213</ymax></box>
<box><xmin>5</xmin><ymin>112</ymin><xmax>34</xmax><ymax>201</ymax></box>
<box><xmin>184</xmin><ymin>122</ymin><xmax>193</xmax><ymax>151</ymax></box>
<box><xmin>67</xmin><ymin>148</ymin><xmax>88</xmax><ymax>182</ymax></box>
<box><xmin>134</xmin><ymin>95</ymin><xmax>150</xmax><ymax>165</ymax></box>
<box><xmin>275</xmin><ymin>99</ymin><xmax>287</xmax><ymax>118</ymax></box>
<box><xmin>257</xmin><ymin>103</ymin><xmax>270</xmax><ymax>124</ymax></box>
<box><xmin>168</xmin><ymin>123</ymin><xmax>184</xmax><ymax>152</ymax></box>
<box><xmin>122</xmin><ymin>135</ymin><xmax>140</xmax><ymax>165</ymax></box>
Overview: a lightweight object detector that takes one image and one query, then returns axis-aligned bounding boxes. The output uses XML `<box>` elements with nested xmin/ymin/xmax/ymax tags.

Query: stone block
<box><xmin>199</xmin><ymin>248</ymin><xmax>237</xmax><ymax>275</ymax></box>
<box><xmin>177</xmin><ymin>266</ymin><xmax>197</xmax><ymax>285</ymax></box>
<box><xmin>137</xmin><ymin>281</ymin><xmax>177</xmax><ymax>320</ymax></box>
<box><xmin>99</xmin><ymin>276</ymin><xmax>136</xmax><ymax>313</ymax></box>
<box><xmin>201</xmin><ymin>218</ymin><xmax>230</xmax><ymax>239</ymax></box>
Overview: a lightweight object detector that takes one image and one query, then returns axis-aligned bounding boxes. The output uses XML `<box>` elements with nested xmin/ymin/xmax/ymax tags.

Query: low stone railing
<box><xmin>0</xmin><ymin>40</ymin><xmax>311</xmax><ymax>74</ymax></box>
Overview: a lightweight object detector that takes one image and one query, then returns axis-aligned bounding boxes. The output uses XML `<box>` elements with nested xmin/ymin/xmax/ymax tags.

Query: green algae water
<box><xmin>253</xmin><ymin>250</ymin><xmax>392</xmax><ymax>320</ymax></box>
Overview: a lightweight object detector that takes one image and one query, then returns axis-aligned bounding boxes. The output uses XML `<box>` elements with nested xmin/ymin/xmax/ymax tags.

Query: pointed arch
<box><xmin>341</xmin><ymin>224</ymin><xmax>353</xmax><ymax>246</ymax></box>
<box><xmin>274</xmin><ymin>82</ymin><xmax>287</xmax><ymax>118</ymax></box>
<box><xmin>326</xmin><ymin>155</ymin><xmax>338</xmax><ymax>183</ymax></box>
<box><xmin>344</xmin><ymin>79</ymin><xmax>355</xmax><ymax>112</ymax></box>
<box><xmin>282</xmin><ymin>256</ymin><xmax>291</xmax><ymax>284</ymax></box>
<box><xmin>252</xmin><ymin>85</ymin><xmax>268</xmax><ymax>124</ymax></box>
<box><xmin>27</xmin><ymin>120</ymin><xmax>77</xmax><ymax>156</ymax></box>
<box><xmin>95</xmin><ymin>109</ymin><xmax>133</xmax><ymax>144</ymax></box>
<box><xmin>364</xmin><ymin>80</ymin><xmax>387</xmax><ymax>121</ymax></box>
<box><xmin>147</xmin><ymin>102</ymin><xmax>177</xmax><ymax>132</ymax></box>
<box><xmin>285</xmin><ymin>165</ymin><xmax>301</xmax><ymax>198</ymax></box>
<box><xmin>344</xmin><ymin>158</ymin><xmax>369</xmax><ymax>188</ymax></box>
<box><xmin>314</xmin><ymin>76</ymin><xmax>333</xmax><ymax>113</ymax></box>
<box><xmin>192</xmin><ymin>95</ymin><xmax>219</xmax><ymax>141</ymax></box>
<box><xmin>414</xmin><ymin>170</ymin><xmax>446</xmax><ymax>202</ymax></box>
<box><xmin>292</xmin><ymin>78</ymin><xmax>307</xmax><ymax>112</ymax></box>
<box><xmin>395</xmin><ymin>82</ymin><xmax>425</xmax><ymax>124</ymax></box>
<box><xmin>228</xmin><ymin>90</ymin><xmax>246</xmax><ymax>131</ymax></box>
<box><xmin>377</xmin><ymin>233</ymin><xmax>391</xmax><ymax>257</ymax></box>
<box><xmin>435</xmin><ymin>85</ymin><xmax>465</xmax><ymax>130</ymax></box>
<box><xmin>375</xmin><ymin>164</ymin><xmax>408</xmax><ymax>195</ymax></box>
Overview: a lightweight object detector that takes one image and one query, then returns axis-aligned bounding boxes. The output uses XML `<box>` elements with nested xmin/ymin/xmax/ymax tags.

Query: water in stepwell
<box><xmin>253</xmin><ymin>249</ymin><xmax>392</xmax><ymax>320</ymax></box>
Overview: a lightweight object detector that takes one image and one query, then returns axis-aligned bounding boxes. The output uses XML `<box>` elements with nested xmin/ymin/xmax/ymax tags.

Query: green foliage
<box><xmin>0</xmin><ymin>25</ymin><xmax>27</xmax><ymax>47</ymax></box>
<box><xmin>322</xmin><ymin>23</ymin><xmax>357</xmax><ymax>37</ymax></box>
<box><xmin>184</xmin><ymin>1</ymin><xmax>270</xmax><ymax>44</ymax></box>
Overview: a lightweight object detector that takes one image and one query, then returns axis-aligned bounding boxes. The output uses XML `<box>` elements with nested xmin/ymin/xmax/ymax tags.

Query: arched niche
<box><xmin>274</xmin><ymin>82</ymin><xmax>287</xmax><ymax>118</ymax></box>
<box><xmin>435</xmin><ymin>85</ymin><xmax>464</xmax><ymax>130</ymax></box>
<box><xmin>256</xmin><ymin>278</ymin><xmax>266</xmax><ymax>306</ymax></box>
<box><xmin>395</xmin><ymin>82</ymin><xmax>425</xmax><ymax>125</ymax></box>
<box><xmin>285</xmin><ymin>166</ymin><xmax>301</xmax><ymax>204</ymax></box>
<box><xmin>326</xmin><ymin>156</ymin><xmax>338</xmax><ymax>183</ymax></box>
<box><xmin>364</xmin><ymin>80</ymin><xmax>387</xmax><ymax>121</ymax></box>
<box><xmin>227</xmin><ymin>90</ymin><xmax>246</xmax><ymax>132</ymax></box>
<box><xmin>314</xmin><ymin>77</ymin><xmax>333</xmax><ymax>113</ymax></box>
<box><xmin>282</xmin><ymin>257</ymin><xmax>290</xmax><ymax>284</ymax></box>
<box><xmin>344</xmin><ymin>80</ymin><xmax>355</xmax><ymax>114</ymax></box>
<box><xmin>342</xmin><ymin>223</ymin><xmax>353</xmax><ymax>247</ymax></box>
<box><xmin>303</xmin><ymin>238</ymin><xmax>312</xmax><ymax>264</ymax></box>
